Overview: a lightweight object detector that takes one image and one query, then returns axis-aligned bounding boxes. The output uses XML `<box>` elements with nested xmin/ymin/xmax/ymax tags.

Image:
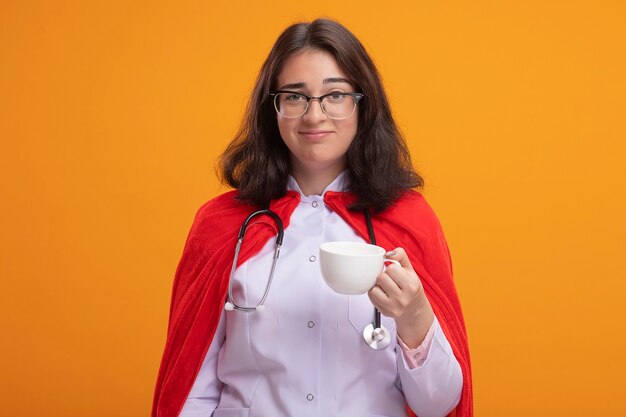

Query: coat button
<box><xmin>312</xmin><ymin>201</ymin><xmax>318</xmax><ymax>208</ymax></box>
<box><xmin>309</xmin><ymin>255</ymin><xmax>316</xmax><ymax>262</ymax></box>
<box><xmin>307</xmin><ymin>321</ymin><xmax>315</xmax><ymax>328</ymax></box>
<box><xmin>307</xmin><ymin>393</ymin><xmax>314</xmax><ymax>401</ymax></box>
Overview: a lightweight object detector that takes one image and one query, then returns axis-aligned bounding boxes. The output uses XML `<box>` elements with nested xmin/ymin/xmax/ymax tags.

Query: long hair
<box><xmin>219</xmin><ymin>18</ymin><xmax>422</xmax><ymax>212</ymax></box>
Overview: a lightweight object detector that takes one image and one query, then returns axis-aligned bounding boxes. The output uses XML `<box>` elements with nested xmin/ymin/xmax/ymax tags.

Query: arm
<box><xmin>396</xmin><ymin>316</ymin><xmax>463</xmax><ymax>417</ymax></box>
<box><xmin>369</xmin><ymin>248</ymin><xmax>463</xmax><ymax>417</ymax></box>
<box><xmin>178</xmin><ymin>310</ymin><xmax>226</xmax><ymax>417</ymax></box>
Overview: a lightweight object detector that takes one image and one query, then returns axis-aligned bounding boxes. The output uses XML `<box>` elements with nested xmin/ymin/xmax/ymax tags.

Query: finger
<box><xmin>385</xmin><ymin>247</ymin><xmax>415</xmax><ymax>272</ymax></box>
<box><xmin>383</xmin><ymin>262</ymin><xmax>416</xmax><ymax>291</ymax></box>
<box><xmin>375</xmin><ymin>271</ymin><xmax>402</xmax><ymax>297</ymax></box>
<box><xmin>368</xmin><ymin>285</ymin><xmax>387</xmax><ymax>303</ymax></box>
<box><xmin>367</xmin><ymin>286</ymin><xmax>391</xmax><ymax>314</ymax></box>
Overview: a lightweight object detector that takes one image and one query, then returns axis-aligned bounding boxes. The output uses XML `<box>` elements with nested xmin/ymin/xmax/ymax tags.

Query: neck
<box><xmin>290</xmin><ymin>163</ymin><xmax>345</xmax><ymax>196</ymax></box>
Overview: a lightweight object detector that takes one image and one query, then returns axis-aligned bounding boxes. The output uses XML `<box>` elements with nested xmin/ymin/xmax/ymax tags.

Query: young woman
<box><xmin>153</xmin><ymin>19</ymin><xmax>472</xmax><ymax>417</ymax></box>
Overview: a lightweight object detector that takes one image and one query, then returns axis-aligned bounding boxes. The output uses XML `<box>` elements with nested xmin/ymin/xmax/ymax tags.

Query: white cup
<box><xmin>319</xmin><ymin>242</ymin><xmax>401</xmax><ymax>295</ymax></box>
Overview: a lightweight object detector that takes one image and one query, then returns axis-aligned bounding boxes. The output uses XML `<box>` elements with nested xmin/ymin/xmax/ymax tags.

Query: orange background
<box><xmin>1</xmin><ymin>1</ymin><xmax>625</xmax><ymax>416</ymax></box>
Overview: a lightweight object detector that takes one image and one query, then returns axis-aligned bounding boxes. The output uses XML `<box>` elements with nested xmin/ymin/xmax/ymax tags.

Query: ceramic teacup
<box><xmin>319</xmin><ymin>241</ymin><xmax>400</xmax><ymax>295</ymax></box>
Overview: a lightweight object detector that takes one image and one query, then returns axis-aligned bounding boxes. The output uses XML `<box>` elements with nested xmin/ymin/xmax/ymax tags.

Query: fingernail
<box><xmin>386</xmin><ymin>250</ymin><xmax>396</xmax><ymax>256</ymax></box>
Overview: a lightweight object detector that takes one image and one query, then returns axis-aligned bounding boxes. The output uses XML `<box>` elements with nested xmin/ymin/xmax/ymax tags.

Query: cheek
<box><xmin>277</xmin><ymin>118</ymin><xmax>297</xmax><ymax>141</ymax></box>
<box><xmin>340</xmin><ymin>118</ymin><xmax>358</xmax><ymax>144</ymax></box>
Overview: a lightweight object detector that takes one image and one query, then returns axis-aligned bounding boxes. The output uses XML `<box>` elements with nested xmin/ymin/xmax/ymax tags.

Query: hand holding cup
<box><xmin>319</xmin><ymin>242</ymin><xmax>435</xmax><ymax>348</ymax></box>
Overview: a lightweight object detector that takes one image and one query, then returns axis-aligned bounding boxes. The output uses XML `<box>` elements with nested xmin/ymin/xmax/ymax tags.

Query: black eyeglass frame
<box><xmin>269</xmin><ymin>90</ymin><xmax>365</xmax><ymax>120</ymax></box>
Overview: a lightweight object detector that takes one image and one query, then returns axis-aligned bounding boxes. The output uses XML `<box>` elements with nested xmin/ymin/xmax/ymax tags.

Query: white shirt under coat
<box><xmin>180</xmin><ymin>173</ymin><xmax>463</xmax><ymax>417</ymax></box>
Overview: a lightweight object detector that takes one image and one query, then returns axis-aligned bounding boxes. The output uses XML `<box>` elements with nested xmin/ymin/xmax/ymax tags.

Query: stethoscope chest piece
<box><xmin>362</xmin><ymin>323</ymin><xmax>391</xmax><ymax>350</ymax></box>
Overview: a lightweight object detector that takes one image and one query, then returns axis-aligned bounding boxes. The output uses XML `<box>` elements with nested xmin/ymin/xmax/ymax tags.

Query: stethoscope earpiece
<box><xmin>224</xmin><ymin>302</ymin><xmax>235</xmax><ymax>311</ymax></box>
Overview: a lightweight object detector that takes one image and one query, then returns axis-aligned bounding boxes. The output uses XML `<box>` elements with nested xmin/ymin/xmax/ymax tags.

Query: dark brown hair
<box><xmin>219</xmin><ymin>18</ymin><xmax>422</xmax><ymax>212</ymax></box>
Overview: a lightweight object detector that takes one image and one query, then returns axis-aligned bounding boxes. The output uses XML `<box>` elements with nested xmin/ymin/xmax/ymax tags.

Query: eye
<box><xmin>327</xmin><ymin>92</ymin><xmax>346</xmax><ymax>102</ymax></box>
<box><xmin>285</xmin><ymin>93</ymin><xmax>305</xmax><ymax>102</ymax></box>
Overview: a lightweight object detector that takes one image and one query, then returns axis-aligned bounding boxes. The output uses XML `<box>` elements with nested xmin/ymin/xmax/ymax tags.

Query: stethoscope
<box><xmin>224</xmin><ymin>208</ymin><xmax>391</xmax><ymax>351</ymax></box>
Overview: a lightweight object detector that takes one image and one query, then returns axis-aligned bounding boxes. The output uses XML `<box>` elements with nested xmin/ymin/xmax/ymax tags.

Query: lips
<box><xmin>299</xmin><ymin>130</ymin><xmax>334</xmax><ymax>140</ymax></box>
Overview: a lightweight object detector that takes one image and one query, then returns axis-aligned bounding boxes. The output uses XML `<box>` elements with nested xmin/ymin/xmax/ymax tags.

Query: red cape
<box><xmin>152</xmin><ymin>190</ymin><xmax>473</xmax><ymax>417</ymax></box>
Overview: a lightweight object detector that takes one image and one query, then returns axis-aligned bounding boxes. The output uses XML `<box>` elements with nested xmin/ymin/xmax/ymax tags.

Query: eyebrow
<box><xmin>278</xmin><ymin>77</ymin><xmax>351</xmax><ymax>90</ymax></box>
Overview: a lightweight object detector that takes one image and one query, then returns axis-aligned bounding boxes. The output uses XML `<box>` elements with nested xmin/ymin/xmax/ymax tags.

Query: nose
<box><xmin>302</xmin><ymin>98</ymin><xmax>327</xmax><ymax>122</ymax></box>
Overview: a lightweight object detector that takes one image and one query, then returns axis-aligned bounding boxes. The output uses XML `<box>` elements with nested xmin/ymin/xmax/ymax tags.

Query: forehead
<box><xmin>276</xmin><ymin>49</ymin><xmax>349</xmax><ymax>88</ymax></box>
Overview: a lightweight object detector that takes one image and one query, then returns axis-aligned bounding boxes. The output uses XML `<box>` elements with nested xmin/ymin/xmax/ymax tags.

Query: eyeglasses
<box><xmin>269</xmin><ymin>90</ymin><xmax>364</xmax><ymax>120</ymax></box>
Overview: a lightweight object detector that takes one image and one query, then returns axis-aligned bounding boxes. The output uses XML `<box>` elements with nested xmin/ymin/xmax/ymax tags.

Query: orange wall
<box><xmin>1</xmin><ymin>1</ymin><xmax>625</xmax><ymax>416</ymax></box>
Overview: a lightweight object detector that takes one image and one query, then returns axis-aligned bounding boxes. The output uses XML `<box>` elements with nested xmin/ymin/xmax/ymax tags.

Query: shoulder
<box><xmin>380</xmin><ymin>190</ymin><xmax>442</xmax><ymax>230</ymax></box>
<box><xmin>325</xmin><ymin>189</ymin><xmax>445</xmax><ymax>242</ymax></box>
<box><xmin>186</xmin><ymin>190</ymin><xmax>255</xmax><ymax>246</ymax></box>
<box><xmin>378</xmin><ymin>191</ymin><xmax>454</xmax><ymax>281</ymax></box>
<box><xmin>194</xmin><ymin>190</ymin><xmax>251</xmax><ymax>219</ymax></box>
<box><xmin>377</xmin><ymin>190</ymin><xmax>450</xmax><ymax>258</ymax></box>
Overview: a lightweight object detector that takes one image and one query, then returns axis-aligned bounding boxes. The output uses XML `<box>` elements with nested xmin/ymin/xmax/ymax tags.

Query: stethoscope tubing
<box><xmin>226</xmin><ymin>209</ymin><xmax>283</xmax><ymax>313</ymax></box>
<box><xmin>365</xmin><ymin>208</ymin><xmax>383</xmax><ymax>331</ymax></box>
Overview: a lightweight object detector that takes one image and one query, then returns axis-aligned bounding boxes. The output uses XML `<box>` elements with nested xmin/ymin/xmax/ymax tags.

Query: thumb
<box><xmin>385</xmin><ymin>247</ymin><xmax>415</xmax><ymax>272</ymax></box>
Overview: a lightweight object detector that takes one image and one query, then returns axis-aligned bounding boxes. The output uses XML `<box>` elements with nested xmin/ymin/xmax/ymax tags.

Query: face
<box><xmin>275</xmin><ymin>49</ymin><xmax>358</xmax><ymax>180</ymax></box>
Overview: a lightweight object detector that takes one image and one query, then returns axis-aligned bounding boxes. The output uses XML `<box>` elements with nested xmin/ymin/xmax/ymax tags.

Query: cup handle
<box><xmin>383</xmin><ymin>258</ymin><xmax>401</xmax><ymax>270</ymax></box>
